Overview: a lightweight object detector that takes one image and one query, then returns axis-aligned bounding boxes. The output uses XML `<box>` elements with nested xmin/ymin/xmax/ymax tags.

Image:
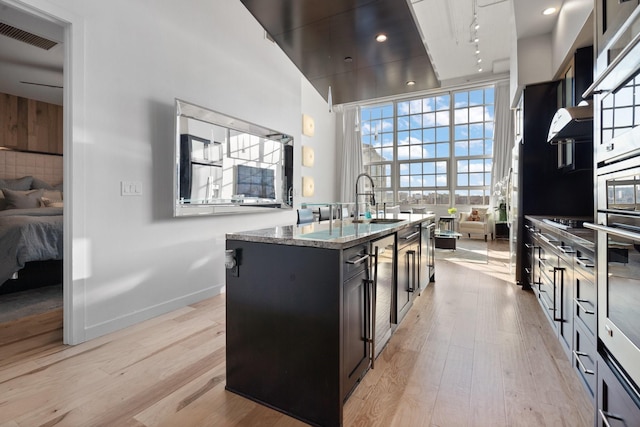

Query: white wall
<box><xmin>299</xmin><ymin>78</ymin><xmax>337</xmax><ymax>204</ymax></box>
<box><xmin>510</xmin><ymin>0</ymin><xmax>593</xmax><ymax>106</ymax></box>
<box><xmin>15</xmin><ymin>0</ymin><xmax>336</xmax><ymax>343</ymax></box>
<box><xmin>516</xmin><ymin>34</ymin><xmax>554</xmax><ymax>88</ymax></box>
<box><xmin>551</xmin><ymin>0</ymin><xmax>593</xmax><ymax>75</ymax></box>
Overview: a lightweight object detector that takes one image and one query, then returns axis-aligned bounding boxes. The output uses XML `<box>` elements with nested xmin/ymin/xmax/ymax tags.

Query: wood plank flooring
<box><xmin>0</xmin><ymin>241</ymin><xmax>593</xmax><ymax>426</ymax></box>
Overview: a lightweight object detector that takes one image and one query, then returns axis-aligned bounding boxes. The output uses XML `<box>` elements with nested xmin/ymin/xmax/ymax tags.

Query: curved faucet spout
<box><xmin>355</xmin><ymin>173</ymin><xmax>376</xmax><ymax>220</ymax></box>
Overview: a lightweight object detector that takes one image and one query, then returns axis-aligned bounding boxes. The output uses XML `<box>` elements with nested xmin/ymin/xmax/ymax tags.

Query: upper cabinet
<box><xmin>0</xmin><ymin>93</ymin><xmax>63</xmax><ymax>155</ymax></box>
<box><xmin>596</xmin><ymin>0</ymin><xmax>640</xmax><ymax>56</ymax></box>
<box><xmin>557</xmin><ymin>46</ymin><xmax>594</xmax><ymax>107</ymax></box>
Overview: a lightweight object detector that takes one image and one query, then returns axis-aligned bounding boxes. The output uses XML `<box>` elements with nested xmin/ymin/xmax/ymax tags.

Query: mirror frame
<box><xmin>173</xmin><ymin>99</ymin><xmax>294</xmax><ymax>217</ymax></box>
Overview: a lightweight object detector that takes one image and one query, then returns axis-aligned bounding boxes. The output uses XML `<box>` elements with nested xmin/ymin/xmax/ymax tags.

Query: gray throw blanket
<box><xmin>0</xmin><ymin>207</ymin><xmax>63</xmax><ymax>285</ymax></box>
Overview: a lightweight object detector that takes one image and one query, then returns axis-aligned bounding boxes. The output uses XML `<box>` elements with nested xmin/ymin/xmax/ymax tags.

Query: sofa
<box><xmin>458</xmin><ymin>207</ymin><xmax>493</xmax><ymax>241</ymax></box>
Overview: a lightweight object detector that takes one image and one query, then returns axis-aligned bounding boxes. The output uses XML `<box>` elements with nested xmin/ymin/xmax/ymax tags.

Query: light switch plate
<box><xmin>121</xmin><ymin>181</ymin><xmax>142</xmax><ymax>196</ymax></box>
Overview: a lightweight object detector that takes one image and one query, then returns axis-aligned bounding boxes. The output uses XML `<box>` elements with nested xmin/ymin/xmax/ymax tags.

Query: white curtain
<box><xmin>490</xmin><ymin>81</ymin><xmax>514</xmax><ymax>208</ymax></box>
<box><xmin>335</xmin><ymin>105</ymin><xmax>363</xmax><ymax>203</ymax></box>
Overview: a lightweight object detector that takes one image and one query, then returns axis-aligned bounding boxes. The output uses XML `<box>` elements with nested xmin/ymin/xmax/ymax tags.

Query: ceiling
<box><xmin>240</xmin><ymin>0</ymin><xmax>440</xmax><ymax>105</ymax></box>
<box><xmin>0</xmin><ymin>1</ymin><xmax>581</xmax><ymax>107</ymax></box>
<box><xmin>0</xmin><ymin>2</ymin><xmax>63</xmax><ymax>105</ymax></box>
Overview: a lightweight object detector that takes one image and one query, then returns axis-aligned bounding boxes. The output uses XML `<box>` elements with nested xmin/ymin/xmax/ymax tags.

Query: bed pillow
<box><xmin>1</xmin><ymin>188</ymin><xmax>44</xmax><ymax>210</ymax></box>
<box><xmin>41</xmin><ymin>197</ymin><xmax>64</xmax><ymax>208</ymax></box>
<box><xmin>31</xmin><ymin>177</ymin><xmax>55</xmax><ymax>190</ymax></box>
<box><xmin>0</xmin><ymin>176</ymin><xmax>33</xmax><ymax>191</ymax></box>
<box><xmin>42</xmin><ymin>190</ymin><xmax>63</xmax><ymax>201</ymax></box>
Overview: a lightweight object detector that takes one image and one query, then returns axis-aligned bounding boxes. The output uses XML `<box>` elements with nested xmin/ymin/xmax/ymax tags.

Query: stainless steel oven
<box><xmin>591</xmin><ymin>7</ymin><xmax>640</xmax><ymax>168</ymax></box>
<box><xmin>587</xmin><ymin>158</ymin><xmax>640</xmax><ymax>389</ymax></box>
<box><xmin>586</xmin><ymin>5</ymin><xmax>640</xmax><ymax>392</ymax></box>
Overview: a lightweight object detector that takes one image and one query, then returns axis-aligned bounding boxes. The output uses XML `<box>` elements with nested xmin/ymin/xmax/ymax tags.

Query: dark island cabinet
<box><xmin>342</xmin><ymin>244</ymin><xmax>372</xmax><ymax>402</ymax></box>
<box><xmin>225</xmin><ymin>240</ymin><xmax>369</xmax><ymax>427</ymax></box>
<box><xmin>225</xmin><ymin>216</ymin><xmax>435</xmax><ymax>426</ymax></box>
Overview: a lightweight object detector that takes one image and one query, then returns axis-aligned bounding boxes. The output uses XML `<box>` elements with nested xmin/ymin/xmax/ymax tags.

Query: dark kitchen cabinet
<box><xmin>225</xmin><ymin>240</ymin><xmax>347</xmax><ymax>427</ymax></box>
<box><xmin>597</xmin><ymin>350</ymin><xmax>640</xmax><ymax>427</ymax></box>
<box><xmin>225</xmin><ymin>218</ymin><xmax>435</xmax><ymax>426</ymax></box>
<box><xmin>596</xmin><ymin>0</ymin><xmax>640</xmax><ymax>56</ymax></box>
<box><xmin>534</xmin><ymin>226</ymin><xmax>573</xmax><ymax>360</ymax></box>
<box><xmin>515</xmin><ymin>82</ymin><xmax>593</xmax><ymax>287</ymax></box>
<box><xmin>526</xmin><ymin>217</ymin><xmax>597</xmax><ymax>401</ymax></box>
<box><xmin>573</xmin><ymin>248</ymin><xmax>597</xmax><ymax>399</ymax></box>
<box><xmin>342</xmin><ymin>244</ymin><xmax>372</xmax><ymax>401</ymax></box>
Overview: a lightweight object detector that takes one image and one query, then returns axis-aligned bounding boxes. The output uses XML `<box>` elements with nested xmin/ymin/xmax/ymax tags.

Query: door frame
<box><xmin>1</xmin><ymin>0</ymin><xmax>87</xmax><ymax>344</ymax></box>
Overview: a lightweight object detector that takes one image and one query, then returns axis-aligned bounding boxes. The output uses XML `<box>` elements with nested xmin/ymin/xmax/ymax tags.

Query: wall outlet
<box><xmin>121</xmin><ymin>181</ymin><xmax>142</xmax><ymax>196</ymax></box>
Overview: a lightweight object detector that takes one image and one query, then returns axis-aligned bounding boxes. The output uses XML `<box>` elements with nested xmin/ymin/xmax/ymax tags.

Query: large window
<box><xmin>360</xmin><ymin>86</ymin><xmax>495</xmax><ymax>206</ymax></box>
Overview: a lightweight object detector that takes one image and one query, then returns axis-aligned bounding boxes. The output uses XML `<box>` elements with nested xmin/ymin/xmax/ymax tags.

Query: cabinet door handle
<box><xmin>551</xmin><ymin>267</ymin><xmax>563</xmax><ymax>322</ymax></box>
<box><xmin>346</xmin><ymin>254</ymin><xmax>369</xmax><ymax>265</ymax></box>
<box><xmin>407</xmin><ymin>250</ymin><xmax>416</xmax><ymax>292</ymax></box>
<box><xmin>573</xmin><ymin>351</ymin><xmax>594</xmax><ymax>375</ymax></box>
<box><xmin>369</xmin><ymin>246</ymin><xmax>378</xmax><ymax>369</ymax></box>
<box><xmin>404</xmin><ymin>231</ymin><xmax>420</xmax><ymax>241</ymax></box>
<box><xmin>598</xmin><ymin>409</ymin><xmax>624</xmax><ymax>427</ymax></box>
<box><xmin>558</xmin><ymin>245</ymin><xmax>575</xmax><ymax>254</ymax></box>
<box><xmin>576</xmin><ymin>257</ymin><xmax>594</xmax><ymax>268</ymax></box>
<box><xmin>575</xmin><ymin>298</ymin><xmax>595</xmax><ymax>315</ymax></box>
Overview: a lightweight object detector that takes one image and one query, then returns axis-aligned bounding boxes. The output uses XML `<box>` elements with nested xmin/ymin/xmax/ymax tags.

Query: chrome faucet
<box><xmin>354</xmin><ymin>173</ymin><xmax>376</xmax><ymax>221</ymax></box>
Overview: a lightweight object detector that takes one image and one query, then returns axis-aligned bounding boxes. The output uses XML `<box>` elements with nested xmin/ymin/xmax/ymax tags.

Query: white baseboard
<box><xmin>82</xmin><ymin>284</ymin><xmax>224</xmax><ymax>342</ymax></box>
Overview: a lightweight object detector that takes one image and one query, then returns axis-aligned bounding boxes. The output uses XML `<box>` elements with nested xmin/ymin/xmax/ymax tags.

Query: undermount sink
<box><xmin>369</xmin><ymin>218</ymin><xmax>405</xmax><ymax>224</ymax></box>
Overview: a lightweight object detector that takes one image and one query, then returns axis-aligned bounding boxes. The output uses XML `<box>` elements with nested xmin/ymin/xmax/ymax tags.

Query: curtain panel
<box><xmin>490</xmin><ymin>81</ymin><xmax>514</xmax><ymax>208</ymax></box>
<box><xmin>335</xmin><ymin>105</ymin><xmax>363</xmax><ymax>203</ymax></box>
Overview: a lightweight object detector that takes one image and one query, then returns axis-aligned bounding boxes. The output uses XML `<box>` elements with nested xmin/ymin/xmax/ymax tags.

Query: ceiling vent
<box><xmin>0</xmin><ymin>22</ymin><xmax>58</xmax><ymax>50</ymax></box>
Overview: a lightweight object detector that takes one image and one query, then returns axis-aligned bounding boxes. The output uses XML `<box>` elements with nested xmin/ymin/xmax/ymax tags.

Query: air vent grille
<box><xmin>0</xmin><ymin>23</ymin><xmax>58</xmax><ymax>50</ymax></box>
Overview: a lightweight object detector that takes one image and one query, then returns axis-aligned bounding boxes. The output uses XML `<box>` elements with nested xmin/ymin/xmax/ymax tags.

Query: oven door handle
<box><xmin>583</xmin><ymin>25</ymin><xmax>640</xmax><ymax>97</ymax></box>
<box><xmin>584</xmin><ymin>222</ymin><xmax>640</xmax><ymax>241</ymax></box>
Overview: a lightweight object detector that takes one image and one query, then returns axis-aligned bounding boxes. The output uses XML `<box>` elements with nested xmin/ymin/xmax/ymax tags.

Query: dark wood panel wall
<box><xmin>0</xmin><ymin>92</ymin><xmax>63</xmax><ymax>155</ymax></box>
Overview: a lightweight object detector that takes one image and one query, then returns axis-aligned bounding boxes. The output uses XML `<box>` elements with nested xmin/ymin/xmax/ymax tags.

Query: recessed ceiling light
<box><xmin>376</xmin><ymin>34</ymin><xmax>387</xmax><ymax>42</ymax></box>
<box><xmin>477</xmin><ymin>58</ymin><xmax>482</xmax><ymax>63</ymax></box>
<box><xmin>474</xmin><ymin>24</ymin><xmax>480</xmax><ymax>30</ymax></box>
<box><xmin>474</xmin><ymin>37</ymin><xmax>479</xmax><ymax>43</ymax></box>
<box><xmin>406</xmin><ymin>80</ymin><xmax>416</xmax><ymax>86</ymax></box>
<box><xmin>475</xmin><ymin>48</ymin><xmax>480</xmax><ymax>54</ymax></box>
<box><xmin>478</xmin><ymin>67</ymin><xmax>483</xmax><ymax>72</ymax></box>
<box><xmin>542</xmin><ymin>7</ymin><xmax>557</xmax><ymax>15</ymax></box>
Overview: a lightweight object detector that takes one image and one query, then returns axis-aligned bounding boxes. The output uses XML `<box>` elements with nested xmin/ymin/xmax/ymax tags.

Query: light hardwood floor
<box><xmin>0</xmin><ymin>241</ymin><xmax>593</xmax><ymax>426</ymax></box>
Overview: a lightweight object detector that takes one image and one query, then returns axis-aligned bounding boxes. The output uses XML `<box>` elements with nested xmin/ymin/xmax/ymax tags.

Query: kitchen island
<box><xmin>225</xmin><ymin>213</ymin><xmax>435</xmax><ymax>427</ymax></box>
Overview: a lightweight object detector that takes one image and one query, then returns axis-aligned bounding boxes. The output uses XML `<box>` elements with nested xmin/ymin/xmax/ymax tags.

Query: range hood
<box><xmin>547</xmin><ymin>102</ymin><xmax>593</xmax><ymax>144</ymax></box>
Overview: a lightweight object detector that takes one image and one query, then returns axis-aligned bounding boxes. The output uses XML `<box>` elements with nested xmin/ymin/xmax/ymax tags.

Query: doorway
<box><xmin>0</xmin><ymin>0</ymin><xmax>68</xmax><ymax>346</ymax></box>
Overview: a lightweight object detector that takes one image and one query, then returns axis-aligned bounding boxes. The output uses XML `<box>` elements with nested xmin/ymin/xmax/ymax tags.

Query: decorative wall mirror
<box><xmin>174</xmin><ymin>99</ymin><xmax>294</xmax><ymax>217</ymax></box>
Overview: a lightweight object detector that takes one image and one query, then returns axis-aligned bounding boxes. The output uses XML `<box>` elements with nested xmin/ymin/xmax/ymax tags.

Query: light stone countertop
<box><xmin>226</xmin><ymin>213</ymin><xmax>436</xmax><ymax>250</ymax></box>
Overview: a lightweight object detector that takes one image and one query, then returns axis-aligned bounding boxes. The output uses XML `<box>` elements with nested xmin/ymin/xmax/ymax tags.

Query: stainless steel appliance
<box><xmin>420</xmin><ymin>220</ymin><xmax>435</xmax><ymax>285</ymax></box>
<box><xmin>370</xmin><ymin>234</ymin><xmax>395</xmax><ymax>358</ymax></box>
<box><xmin>396</xmin><ymin>225</ymin><xmax>420</xmax><ymax>324</ymax></box>
<box><xmin>587</xmin><ymin>158</ymin><xmax>640</xmax><ymax>388</ymax></box>
<box><xmin>584</xmin><ymin>5</ymin><xmax>640</xmax><ymax>401</ymax></box>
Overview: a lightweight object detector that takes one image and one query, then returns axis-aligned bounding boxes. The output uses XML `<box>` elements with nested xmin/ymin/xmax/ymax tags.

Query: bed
<box><xmin>0</xmin><ymin>150</ymin><xmax>64</xmax><ymax>291</ymax></box>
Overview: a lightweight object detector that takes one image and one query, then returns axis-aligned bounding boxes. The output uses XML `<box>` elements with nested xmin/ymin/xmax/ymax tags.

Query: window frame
<box><xmin>360</xmin><ymin>84</ymin><xmax>495</xmax><ymax>206</ymax></box>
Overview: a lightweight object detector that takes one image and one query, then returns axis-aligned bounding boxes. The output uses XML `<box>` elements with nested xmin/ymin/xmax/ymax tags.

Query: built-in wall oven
<box><xmin>585</xmin><ymin>5</ymin><xmax>640</xmax><ymax>404</ymax></box>
<box><xmin>588</xmin><ymin>159</ymin><xmax>640</xmax><ymax>387</ymax></box>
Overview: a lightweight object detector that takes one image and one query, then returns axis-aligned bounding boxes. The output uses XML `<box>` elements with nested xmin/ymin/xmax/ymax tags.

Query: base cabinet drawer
<box><xmin>597</xmin><ymin>352</ymin><xmax>640</xmax><ymax>427</ymax></box>
<box><xmin>573</xmin><ymin>322</ymin><xmax>596</xmax><ymax>399</ymax></box>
